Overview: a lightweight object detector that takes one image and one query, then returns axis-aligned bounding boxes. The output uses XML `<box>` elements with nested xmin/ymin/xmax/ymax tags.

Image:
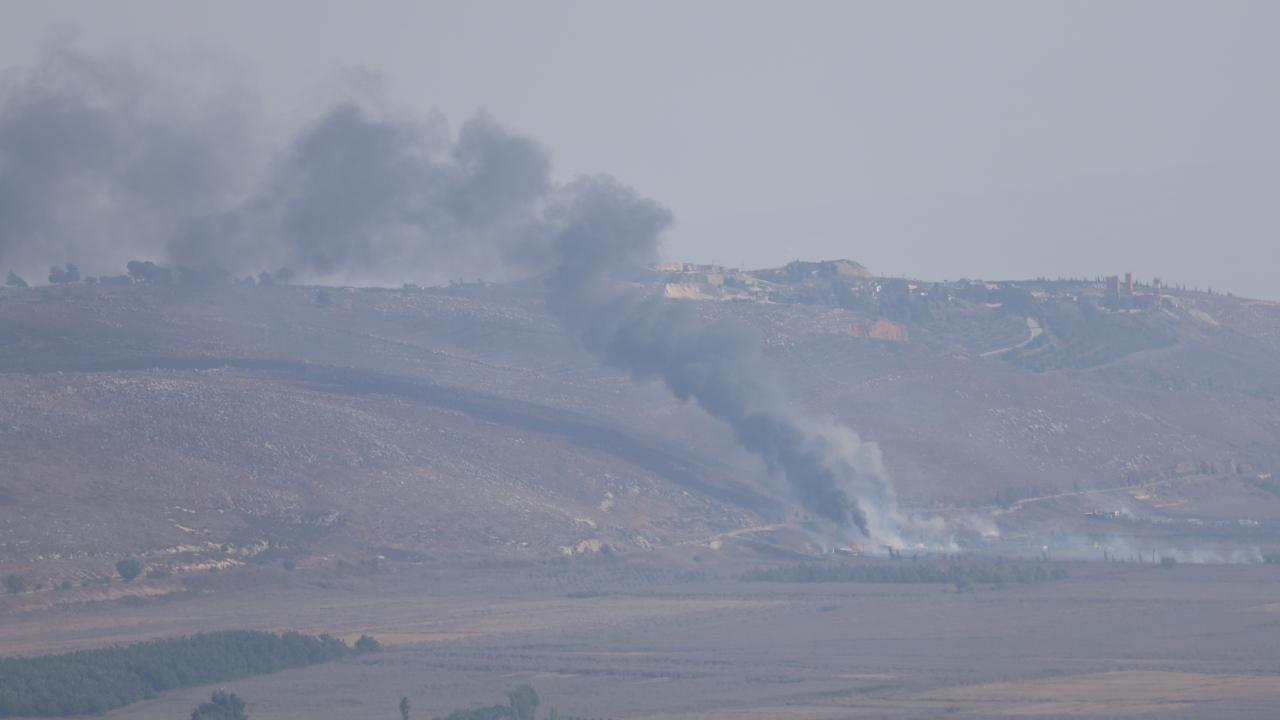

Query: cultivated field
<box><xmin>3</xmin><ymin>556</ymin><xmax>1278</xmax><ymax>719</ymax></box>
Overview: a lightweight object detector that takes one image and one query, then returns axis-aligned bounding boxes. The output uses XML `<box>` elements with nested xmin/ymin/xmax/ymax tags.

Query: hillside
<box><xmin>2</xmin><ymin>264</ymin><xmax>1280</xmax><ymax>586</ymax></box>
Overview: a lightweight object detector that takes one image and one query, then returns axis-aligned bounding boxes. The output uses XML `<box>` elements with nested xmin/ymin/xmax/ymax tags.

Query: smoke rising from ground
<box><xmin>0</xmin><ymin>43</ymin><xmax>905</xmax><ymax>542</ymax></box>
<box><xmin>545</xmin><ymin>178</ymin><xmax>906</xmax><ymax>537</ymax></box>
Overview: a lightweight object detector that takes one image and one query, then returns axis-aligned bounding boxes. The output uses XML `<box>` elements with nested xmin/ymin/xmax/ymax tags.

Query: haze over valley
<box><xmin>3</xmin><ymin>7</ymin><xmax>1280</xmax><ymax>719</ymax></box>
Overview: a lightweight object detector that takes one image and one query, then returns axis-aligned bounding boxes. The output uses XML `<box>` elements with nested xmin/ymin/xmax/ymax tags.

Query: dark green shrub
<box><xmin>115</xmin><ymin>558</ymin><xmax>142</xmax><ymax>582</ymax></box>
<box><xmin>3</xmin><ymin>574</ymin><xmax>24</xmax><ymax>595</ymax></box>
<box><xmin>190</xmin><ymin>690</ymin><xmax>247</xmax><ymax>720</ymax></box>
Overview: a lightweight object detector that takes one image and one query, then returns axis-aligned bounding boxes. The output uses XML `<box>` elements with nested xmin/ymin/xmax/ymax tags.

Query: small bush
<box><xmin>4</xmin><ymin>574</ymin><xmax>25</xmax><ymax>594</ymax></box>
<box><xmin>1160</xmin><ymin>556</ymin><xmax>1177</xmax><ymax>569</ymax></box>
<box><xmin>190</xmin><ymin>690</ymin><xmax>247</xmax><ymax>720</ymax></box>
<box><xmin>115</xmin><ymin>558</ymin><xmax>143</xmax><ymax>582</ymax></box>
<box><xmin>354</xmin><ymin>634</ymin><xmax>381</xmax><ymax>653</ymax></box>
<box><xmin>282</xmin><ymin>559</ymin><xmax>297</xmax><ymax>572</ymax></box>
<box><xmin>508</xmin><ymin>685</ymin><xmax>539</xmax><ymax>720</ymax></box>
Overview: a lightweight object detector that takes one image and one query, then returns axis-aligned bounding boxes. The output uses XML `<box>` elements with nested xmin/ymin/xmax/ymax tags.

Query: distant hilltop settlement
<box><xmin>656</xmin><ymin>259</ymin><xmax>1189</xmax><ymax>314</ymax></box>
<box><xmin>659</xmin><ymin>259</ymin><xmax>908</xmax><ymax>341</ymax></box>
<box><xmin>651</xmin><ymin>259</ymin><xmax>1214</xmax><ymax>348</ymax></box>
<box><xmin>657</xmin><ymin>258</ymin><xmax>874</xmax><ymax>303</ymax></box>
<box><xmin>1103</xmin><ymin>272</ymin><xmax>1176</xmax><ymax>311</ymax></box>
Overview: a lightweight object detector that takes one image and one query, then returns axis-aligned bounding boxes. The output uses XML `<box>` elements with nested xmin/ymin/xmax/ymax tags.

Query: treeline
<box><xmin>742</xmin><ymin>561</ymin><xmax>1068</xmax><ymax>588</ymax></box>
<box><xmin>4</xmin><ymin>260</ymin><xmax>298</xmax><ymax>289</ymax></box>
<box><xmin>0</xmin><ymin>630</ymin><xmax>373</xmax><ymax>717</ymax></box>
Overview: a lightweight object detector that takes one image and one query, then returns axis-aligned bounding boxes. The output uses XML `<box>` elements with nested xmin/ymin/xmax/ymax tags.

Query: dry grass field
<box><xmin>3</xmin><ymin>556</ymin><xmax>1278</xmax><ymax>719</ymax></box>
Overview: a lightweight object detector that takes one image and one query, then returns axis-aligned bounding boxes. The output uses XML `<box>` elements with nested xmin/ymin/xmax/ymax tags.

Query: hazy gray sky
<box><xmin>3</xmin><ymin>1</ymin><xmax>1277</xmax><ymax>298</ymax></box>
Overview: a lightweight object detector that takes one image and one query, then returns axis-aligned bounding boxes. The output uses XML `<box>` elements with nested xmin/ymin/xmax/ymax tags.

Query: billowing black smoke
<box><xmin>173</xmin><ymin>101</ymin><xmax>556</xmax><ymax>283</ymax></box>
<box><xmin>0</xmin><ymin>41</ymin><xmax>256</xmax><ymax>279</ymax></box>
<box><xmin>544</xmin><ymin>179</ymin><xmax>883</xmax><ymax>532</ymax></box>
<box><xmin>0</xmin><ymin>44</ymin><xmax>904</xmax><ymax>541</ymax></box>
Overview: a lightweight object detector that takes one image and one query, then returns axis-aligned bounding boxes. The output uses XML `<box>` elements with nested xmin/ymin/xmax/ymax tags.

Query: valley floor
<box><xmin>3</xmin><ymin>557</ymin><xmax>1279</xmax><ymax>719</ymax></box>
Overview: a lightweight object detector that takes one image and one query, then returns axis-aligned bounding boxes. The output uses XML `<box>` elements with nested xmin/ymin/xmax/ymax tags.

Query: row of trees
<box><xmin>0</xmin><ymin>630</ymin><xmax>377</xmax><ymax>717</ymax></box>
<box><xmin>3</xmin><ymin>262</ymin><xmax>298</xmax><ymax>289</ymax></box>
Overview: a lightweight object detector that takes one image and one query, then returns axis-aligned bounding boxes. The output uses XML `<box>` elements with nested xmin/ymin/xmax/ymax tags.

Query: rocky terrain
<box><xmin>2</xmin><ymin>261</ymin><xmax>1279</xmax><ymax>593</ymax></box>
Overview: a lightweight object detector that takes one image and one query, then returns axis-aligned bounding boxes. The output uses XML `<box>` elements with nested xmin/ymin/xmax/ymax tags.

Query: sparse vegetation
<box><xmin>0</xmin><ymin>630</ymin><xmax>365</xmax><ymax>717</ymax></box>
<box><xmin>1008</xmin><ymin>299</ymin><xmax>1178</xmax><ymax>370</ymax></box>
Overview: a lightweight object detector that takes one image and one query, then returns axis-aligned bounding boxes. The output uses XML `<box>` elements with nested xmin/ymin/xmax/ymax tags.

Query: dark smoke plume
<box><xmin>0</xmin><ymin>40</ymin><xmax>257</xmax><ymax>280</ymax></box>
<box><xmin>0</xmin><ymin>43</ymin><xmax>906</xmax><ymax>542</ymax></box>
<box><xmin>543</xmin><ymin>178</ymin><xmax>901</xmax><ymax>534</ymax></box>
<box><xmin>173</xmin><ymin>100</ymin><xmax>556</xmax><ymax>284</ymax></box>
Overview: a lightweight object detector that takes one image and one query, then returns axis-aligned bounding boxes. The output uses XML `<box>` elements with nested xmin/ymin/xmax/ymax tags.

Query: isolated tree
<box><xmin>3</xmin><ymin>573</ymin><xmax>24</xmax><ymax>594</ymax></box>
<box><xmin>190</xmin><ymin>690</ymin><xmax>247</xmax><ymax>720</ymax></box>
<box><xmin>5</xmin><ymin>271</ymin><xmax>28</xmax><ymax>288</ymax></box>
<box><xmin>399</xmin><ymin>696</ymin><xmax>411</xmax><ymax>720</ymax></box>
<box><xmin>126</xmin><ymin>260</ymin><xmax>173</xmax><ymax>284</ymax></box>
<box><xmin>354</xmin><ymin>634</ymin><xmax>381</xmax><ymax>652</ymax></box>
<box><xmin>507</xmin><ymin>685</ymin><xmax>539</xmax><ymax>720</ymax></box>
<box><xmin>115</xmin><ymin>557</ymin><xmax>143</xmax><ymax>582</ymax></box>
<box><xmin>49</xmin><ymin>263</ymin><xmax>81</xmax><ymax>284</ymax></box>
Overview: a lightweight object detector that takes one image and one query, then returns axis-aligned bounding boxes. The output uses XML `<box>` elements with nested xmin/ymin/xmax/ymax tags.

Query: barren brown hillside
<box><xmin>2</xmin><ymin>267</ymin><xmax>1279</xmax><ymax>582</ymax></box>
